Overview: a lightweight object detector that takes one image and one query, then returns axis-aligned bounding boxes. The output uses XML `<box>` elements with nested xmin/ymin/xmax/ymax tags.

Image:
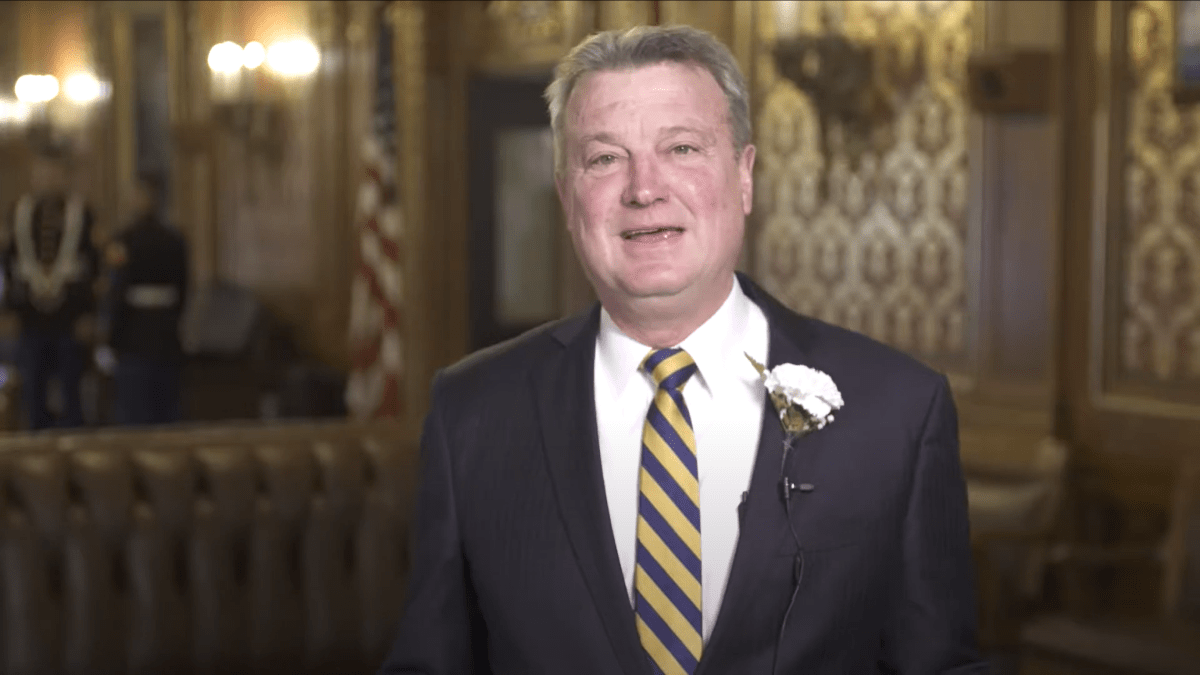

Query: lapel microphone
<box><xmin>773</xmin><ymin>472</ymin><xmax>806</xmax><ymax>675</ymax></box>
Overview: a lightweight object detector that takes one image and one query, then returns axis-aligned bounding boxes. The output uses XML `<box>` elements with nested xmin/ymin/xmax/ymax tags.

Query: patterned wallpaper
<box><xmin>752</xmin><ymin>0</ymin><xmax>974</xmax><ymax>362</ymax></box>
<box><xmin>1121</xmin><ymin>1</ymin><xmax>1200</xmax><ymax>384</ymax></box>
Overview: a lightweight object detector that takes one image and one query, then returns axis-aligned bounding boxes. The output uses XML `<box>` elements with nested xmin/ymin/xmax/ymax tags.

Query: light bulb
<box><xmin>267</xmin><ymin>39</ymin><xmax>320</xmax><ymax>77</ymax></box>
<box><xmin>243</xmin><ymin>41</ymin><xmax>266</xmax><ymax>70</ymax></box>
<box><xmin>207</xmin><ymin>41</ymin><xmax>244</xmax><ymax>74</ymax></box>
<box><xmin>14</xmin><ymin>75</ymin><xmax>59</xmax><ymax>104</ymax></box>
<box><xmin>0</xmin><ymin>98</ymin><xmax>31</xmax><ymax>124</ymax></box>
<box><xmin>64</xmin><ymin>73</ymin><xmax>108</xmax><ymax>103</ymax></box>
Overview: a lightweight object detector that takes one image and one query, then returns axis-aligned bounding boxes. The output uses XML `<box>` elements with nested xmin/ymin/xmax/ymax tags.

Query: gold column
<box><xmin>309</xmin><ymin>0</ymin><xmax>353</xmax><ymax>368</ymax></box>
<box><xmin>391</xmin><ymin>0</ymin><xmax>428</xmax><ymax>423</ymax></box>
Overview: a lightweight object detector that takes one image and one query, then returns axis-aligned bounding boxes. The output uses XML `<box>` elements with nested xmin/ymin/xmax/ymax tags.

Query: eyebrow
<box><xmin>578</xmin><ymin>132</ymin><xmax>622</xmax><ymax>146</ymax></box>
<box><xmin>577</xmin><ymin>126</ymin><xmax>717</xmax><ymax>146</ymax></box>
<box><xmin>659</xmin><ymin>125</ymin><xmax>715</xmax><ymax>142</ymax></box>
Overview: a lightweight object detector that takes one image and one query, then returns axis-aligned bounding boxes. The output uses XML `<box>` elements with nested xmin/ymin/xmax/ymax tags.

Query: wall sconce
<box><xmin>63</xmin><ymin>73</ymin><xmax>110</xmax><ymax>104</ymax></box>
<box><xmin>14</xmin><ymin>74</ymin><xmax>60</xmax><ymax>105</ymax></box>
<box><xmin>204</xmin><ymin>38</ymin><xmax>320</xmax><ymax>163</ymax></box>
<box><xmin>0</xmin><ymin>98</ymin><xmax>32</xmax><ymax>138</ymax></box>
<box><xmin>773</xmin><ymin>28</ymin><xmax>925</xmax><ymax>166</ymax></box>
<box><xmin>9</xmin><ymin>72</ymin><xmax>110</xmax><ymax>141</ymax></box>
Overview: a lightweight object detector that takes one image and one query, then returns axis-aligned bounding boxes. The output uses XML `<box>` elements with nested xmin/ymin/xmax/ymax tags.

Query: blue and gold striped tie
<box><xmin>635</xmin><ymin>348</ymin><xmax>702</xmax><ymax>675</ymax></box>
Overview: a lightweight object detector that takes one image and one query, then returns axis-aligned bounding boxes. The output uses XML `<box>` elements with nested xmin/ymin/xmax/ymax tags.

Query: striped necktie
<box><xmin>635</xmin><ymin>347</ymin><xmax>702</xmax><ymax>675</ymax></box>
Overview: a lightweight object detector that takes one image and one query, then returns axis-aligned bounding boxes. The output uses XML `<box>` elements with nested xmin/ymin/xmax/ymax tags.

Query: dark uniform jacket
<box><xmin>104</xmin><ymin>215</ymin><xmax>189</xmax><ymax>361</ymax></box>
<box><xmin>1</xmin><ymin>194</ymin><xmax>100</xmax><ymax>333</ymax></box>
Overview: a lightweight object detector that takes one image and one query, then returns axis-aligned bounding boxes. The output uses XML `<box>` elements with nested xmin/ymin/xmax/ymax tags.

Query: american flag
<box><xmin>345</xmin><ymin>15</ymin><xmax>404</xmax><ymax>419</ymax></box>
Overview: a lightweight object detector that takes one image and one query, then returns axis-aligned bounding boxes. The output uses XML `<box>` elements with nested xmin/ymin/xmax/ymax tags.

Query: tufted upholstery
<box><xmin>0</xmin><ymin>420</ymin><xmax>417</xmax><ymax>675</ymax></box>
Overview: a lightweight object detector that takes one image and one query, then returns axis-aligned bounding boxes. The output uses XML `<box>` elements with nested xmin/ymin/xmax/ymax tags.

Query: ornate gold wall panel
<box><xmin>752</xmin><ymin>0</ymin><xmax>974</xmax><ymax>364</ymax></box>
<box><xmin>1115</xmin><ymin>1</ymin><xmax>1200</xmax><ymax>391</ymax></box>
<box><xmin>476</xmin><ymin>0</ymin><xmax>590</xmax><ymax>75</ymax></box>
<box><xmin>595</xmin><ymin>1</ymin><xmax>654</xmax><ymax>30</ymax></box>
<box><xmin>659</xmin><ymin>1</ymin><xmax>731</xmax><ymax>48</ymax></box>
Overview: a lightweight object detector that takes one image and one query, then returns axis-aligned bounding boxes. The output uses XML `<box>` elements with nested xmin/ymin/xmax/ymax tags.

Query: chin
<box><xmin>617</xmin><ymin>271</ymin><xmax>693</xmax><ymax>301</ymax></box>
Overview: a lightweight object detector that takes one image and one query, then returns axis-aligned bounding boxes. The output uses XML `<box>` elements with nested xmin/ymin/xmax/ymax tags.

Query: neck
<box><xmin>604</xmin><ymin>275</ymin><xmax>735</xmax><ymax>348</ymax></box>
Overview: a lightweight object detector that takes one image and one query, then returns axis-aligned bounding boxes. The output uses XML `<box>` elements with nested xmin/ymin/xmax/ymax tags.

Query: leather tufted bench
<box><xmin>0</xmin><ymin>420</ymin><xmax>417</xmax><ymax>675</ymax></box>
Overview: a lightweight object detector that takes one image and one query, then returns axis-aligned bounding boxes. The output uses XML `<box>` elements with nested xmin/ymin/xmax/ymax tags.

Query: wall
<box><xmin>753</xmin><ymin>0</ymin><xmax>974</xmax><ymax>366</ymax></box>
<box><xmin>1112</xmin><ymin>0</ymin><xmax>1200</xmax><ymax>397</ymax></box>
<box><xmin>1061</xmin><ymin>0</ymin><xmax>1200</xmax><ymax>503</ymax></box>
<box><xmin>89</xmin><ymin>0</ymin><xmax>380</xmax><ymax>369</ymax></box>
<box><xmin>184</xmin><ymin>0</ymin><xmax>365</xmax><ymax>367</ymax></box>
<box><xmin>0</xmin><ymin>1</ymin><xmax>378</xmax><ymax>370</ymax></box>
<box><xmin>750</xmin><ymin>0</ymin><xmax>1064</xmax><ymax>433</ymax></box>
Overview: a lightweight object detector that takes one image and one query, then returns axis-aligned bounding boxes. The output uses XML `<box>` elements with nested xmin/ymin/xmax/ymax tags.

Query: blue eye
<box><xmin>590</xmin><ymin>154</ymin><xmax>617</xmax><ymax>166</ymax></box>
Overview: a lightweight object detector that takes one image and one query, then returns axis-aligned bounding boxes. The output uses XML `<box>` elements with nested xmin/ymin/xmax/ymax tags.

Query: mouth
<box><xmin>620</xmin><ymin>226</ymin><xmax>684</xmax><ymax>241</ymax></box>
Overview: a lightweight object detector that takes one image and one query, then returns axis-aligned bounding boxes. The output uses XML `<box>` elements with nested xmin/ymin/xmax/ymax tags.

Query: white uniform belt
<box><xmin>125</xmin><ymin>284</ymin><xmax>179</xmax><ymax>309</ymax></box>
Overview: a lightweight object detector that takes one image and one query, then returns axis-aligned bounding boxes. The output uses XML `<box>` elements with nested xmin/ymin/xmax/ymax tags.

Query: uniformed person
<box><xmin>99</xmin><ymin>172</ymin><xmax>189</xmax><ymax>425</ymax></box>
<box><xmin>0</xmin><ymin>144</ymin><xmax>100</xmax><ymax>430</ymax></box>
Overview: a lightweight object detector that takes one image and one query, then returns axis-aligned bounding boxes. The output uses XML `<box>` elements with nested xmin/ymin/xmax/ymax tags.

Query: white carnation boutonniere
<box><xmin>745</xmin><ymin>353</ymin><xmax>844</xmax><ymax>442</ymax></box>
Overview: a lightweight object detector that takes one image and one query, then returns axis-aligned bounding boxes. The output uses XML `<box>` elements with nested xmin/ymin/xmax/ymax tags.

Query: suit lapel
<box><xmin>532</xmin><ymin>307</ymin><xmax>651</xmax><ymax>675</ymax></box>
<box><xmin>696</xmin><ymin>275</ymin><xmax>820</xmax><ymax>673</ymax></box>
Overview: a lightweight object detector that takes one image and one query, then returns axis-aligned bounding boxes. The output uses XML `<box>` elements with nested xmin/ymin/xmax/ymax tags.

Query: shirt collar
<box><xmin>596</xmin><ymin>278</ymin><xmax>757</xmax><ymax>397</ymax></box>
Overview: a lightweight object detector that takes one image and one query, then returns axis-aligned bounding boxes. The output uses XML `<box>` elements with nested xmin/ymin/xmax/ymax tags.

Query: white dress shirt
<box><xmin>594</xmin><ymin>279</ymin><xmax>770</xmax><ymax>643</ymax></box>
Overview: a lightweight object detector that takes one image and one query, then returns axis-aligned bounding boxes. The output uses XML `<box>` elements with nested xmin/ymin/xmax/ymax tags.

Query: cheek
<box><xmin>569</xmin><ymin>182</ymin><xmax>617</xmax><ymax>234</ymax></box>
<box><xmin>682</xmin><ymin>171</ymin><xmax>738</xmax><ymax>223</ymax></box>
<box><xmin>566</xmin><ymin>192</ymin><xmax>614</xmax><ymax>262</ymax></box>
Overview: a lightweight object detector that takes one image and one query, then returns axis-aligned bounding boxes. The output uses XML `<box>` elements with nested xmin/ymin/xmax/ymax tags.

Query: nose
<box><xmin>621</xmin><ymin>155</ymin><xmax>667</xmax><ymax>208</ymax></box>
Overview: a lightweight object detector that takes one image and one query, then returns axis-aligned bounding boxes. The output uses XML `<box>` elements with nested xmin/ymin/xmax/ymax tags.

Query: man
<box><xmin>1</xmin><ymin>143</ymin><xmax>100</xmax><ymax>430</ymax></box>
<box><xmin>380</xmin><ymin>25</ymin><xmax>986</xmax><ymax>674</ymax></box>
<box><xmin>98</xmin><ymin>172</ymin><xmax>189</xmax><ymax>425</ymax></box>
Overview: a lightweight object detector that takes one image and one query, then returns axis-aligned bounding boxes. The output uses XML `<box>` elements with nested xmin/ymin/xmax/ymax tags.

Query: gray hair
<box><xmin>544</xmin><ymin>25</ymin><xmax>751</xmax><ymax>176</ymax></box>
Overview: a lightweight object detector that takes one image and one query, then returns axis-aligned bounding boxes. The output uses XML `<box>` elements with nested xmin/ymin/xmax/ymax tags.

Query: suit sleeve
<box><xmin>879</xmin><ymin>376</ymin><xmax>989</xmax><ymax>674</ymax></box>
<box><xmin>378</xmin><ymin>375</ymin><xmax>488</xmax><ymax>675</ymax></box>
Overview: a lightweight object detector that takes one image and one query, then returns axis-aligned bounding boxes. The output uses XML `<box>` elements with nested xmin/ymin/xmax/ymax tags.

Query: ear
<box><xmin>739</xmin><ymin>144</ymin><xmax>756</xmax><ymax>216</ymax></box>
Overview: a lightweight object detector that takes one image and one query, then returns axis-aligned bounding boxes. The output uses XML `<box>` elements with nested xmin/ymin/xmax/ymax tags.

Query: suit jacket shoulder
<box><xmin>745</xmin><ymin>275</ymin><xmax>944</xmax><ymax>388</ymax></box>
<box><xmin>802</xmin><ymin>314</ymin><xmax>944</xmax><ymax>390</ymax></box>
<box><xmin>433</xmin><ymin>306</ymin><xmax>597</xmax><ymax>411</ymax></box>
<box><xmin>742</xmin><ymin>276</ymin><xmax>949</xmax><ymax>442</ymax></box>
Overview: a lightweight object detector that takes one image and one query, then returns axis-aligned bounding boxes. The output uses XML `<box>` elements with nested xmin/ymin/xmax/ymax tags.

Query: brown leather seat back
<box><xmin>0</xmin><ymin>421</ymin><xmax>415</xmax><ymax>675</ymax></box>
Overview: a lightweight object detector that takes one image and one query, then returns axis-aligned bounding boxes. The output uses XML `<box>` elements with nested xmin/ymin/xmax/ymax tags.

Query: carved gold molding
<box><xmin>596</xmin><ymin>0</ymin><xmax>653</xmax><ymax>30</ymax></box>
<box><xmin>389</xmin><ymin>0</ymin><xmax>427</xmax><ymax>422</ymax></box>
<box><xmin>476</xmin><ymin>0</ymin><xmax>590</xmax><ymax>75</ymax></box>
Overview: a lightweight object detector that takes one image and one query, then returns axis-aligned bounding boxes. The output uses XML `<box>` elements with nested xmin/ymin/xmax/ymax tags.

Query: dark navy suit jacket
<box><xmin>380</xmin><ymin>274</ymin><xmax>988</xmax><ymax>674</ymax></box>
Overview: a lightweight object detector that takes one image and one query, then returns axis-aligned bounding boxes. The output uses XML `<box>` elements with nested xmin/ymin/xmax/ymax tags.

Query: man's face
<box><xmin>556</xmin><ymin>61</ymin><xmax>755</xmax><ymax>319</ymax></box>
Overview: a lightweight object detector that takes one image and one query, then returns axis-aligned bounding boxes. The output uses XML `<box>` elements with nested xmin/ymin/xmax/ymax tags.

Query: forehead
<box><xmin>564</xmin><ymin>61</ymin><xmax>728</xmax><ymax>136</ymax></box>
